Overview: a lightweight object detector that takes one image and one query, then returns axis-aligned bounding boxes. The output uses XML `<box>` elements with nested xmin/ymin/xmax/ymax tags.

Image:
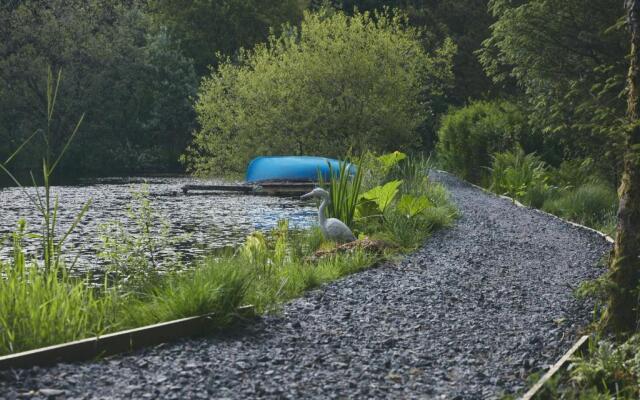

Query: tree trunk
<box><xmin>607</xmin><ymin>0</ymin><xmax>640</xmax><ymax>333</ymax></box>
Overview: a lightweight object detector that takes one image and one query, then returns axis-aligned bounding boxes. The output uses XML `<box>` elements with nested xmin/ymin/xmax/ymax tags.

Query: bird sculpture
<box><xmin>301</xmin><ymin>188</ymin><xmax>356</xmax><ymax>243</ymax></box>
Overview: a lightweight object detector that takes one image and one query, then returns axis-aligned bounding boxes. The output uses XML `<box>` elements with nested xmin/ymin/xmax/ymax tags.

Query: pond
<box><xmin>0</xmin><ymin>176</ymin><xmax>317</xmax><ymax>275</ymax></box>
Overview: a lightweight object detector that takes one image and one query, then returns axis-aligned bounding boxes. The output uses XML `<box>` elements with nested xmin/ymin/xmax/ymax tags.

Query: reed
<box><xmin>319</xmin><ymin>159</ymin><xmax>364</xmax><ymax>229</ymax></box>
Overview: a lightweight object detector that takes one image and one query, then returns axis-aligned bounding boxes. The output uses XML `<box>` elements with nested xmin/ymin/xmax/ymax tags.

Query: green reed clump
<box><xmin>320</xmin><ymin>159</ymin><xmax>364</xmax><ymax>229</ymax></box>
<box><xmin>98</xmin><ymin>185</ymin><xmax>190</xmax><ymax>292</ymax></box>
<box><xmin>0</xmin><ymin>223</ymin><xmax>118</xmax><ymax>356</ymax></box>
<box><xmin>122</xmin><ymin>256</ymin><xmax>252</xmax><ymax>329</ymax></box>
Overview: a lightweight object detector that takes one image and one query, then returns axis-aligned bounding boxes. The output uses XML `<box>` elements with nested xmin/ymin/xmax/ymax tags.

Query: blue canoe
<box><xmin>245</xmin><ymin>156</ymin><xmax>355</xmax><ymax>183</ymax></box>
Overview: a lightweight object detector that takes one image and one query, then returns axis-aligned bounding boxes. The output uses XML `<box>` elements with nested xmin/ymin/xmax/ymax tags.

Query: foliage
<box><xmin>539</xmin><ymin>336</ymin><xmax>640</xmax><ymax>399</ymax></box>
<box><xmin>184</xmin><ymin>8</ymin><xmax>455</xmax><ymax>175</ymax></box>
<box><xmin>480</xmin><ymin>0</ymin><xmax>627</xmax><ymax>181</ymax></box>
<box><xmin>552</xmin><ymin>158</ymin><xmax>604</xmax><ymax>190</ymax></box>
<box><xmin>543</xmin><ymin>183</ymin><xmax>618</xmax><ymax>233</ymax></box>
<box><xmin>489</xmin><ymin>148</ymin><xmax>550</xmax><ymax>208</ymax></box>
<box><xmin>98</xmin><ymin>186</ymin><xmax>190</xmax><ymax>291</ymax></box>
<box><xmin>313</xmin><ymin>0</ymin><xmax>497</xmax><ymax>110</ymax></box>
<box><xmin>359</xmin><ymin>180</ymin><xmax>404</xmax><ymax>216</ymax></box>
<box><xmin>0</xmin><ymin>222</ymin><xmax>118</xmax><ymax>356</ymax></box>
<box><xmin>320</xmin><ymin>159</ymin><xmax>364</xmax><ymax>229</ymax></box>
<box><xmin>0</xmin><ymin>0</ymin><xmax>197</xmax><ymax>176</ymax></box>
<box><xmin>0</xmin><ymin>68</ymin><xmax>89</xmax><ymax>273</ymax></box>
<box><xmin>352</xmin><ymin>152</ymin><xmax>456</xmax><ymax>248</ymax></box>
<box><xmin>149</xmin><ymin>0</ymin><xmax>308</xmax><ymax>76</ymax></box>
<box><xmin>436</xmin><ymin>101</ymin><xmax>528</xmax><ymax>184</ymax></box>
<box><xmin>122</xmin><ymin>256</ymin><xmax>251</xmax><ymax>329</ymax></box>
<box><xmin>397</xmin><ymin>194</ymin><xmax>432</xmax><ymax>218</ymax></box>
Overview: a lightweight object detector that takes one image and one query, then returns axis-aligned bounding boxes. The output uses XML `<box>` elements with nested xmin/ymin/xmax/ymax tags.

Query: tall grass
<box><xmin>543</xmin><ymin>182</ymin><xmax>618</xmax><ymax>233</ymax></box>
<box><xmin>0</xmin><ymin>224</ymin><xmax>118</xmax><ymax>355</ymax></box>
<box><xmin>0</xmin><ymin>68</ymin><xmax>89</xmax><ymax>274</ymax></box>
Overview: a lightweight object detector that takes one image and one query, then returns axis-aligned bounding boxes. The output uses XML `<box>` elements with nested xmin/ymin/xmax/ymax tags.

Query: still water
<box><xmin>0</xmin><ymin>176</ymin><xmax>316</xmax><ymax>275</ymax></box>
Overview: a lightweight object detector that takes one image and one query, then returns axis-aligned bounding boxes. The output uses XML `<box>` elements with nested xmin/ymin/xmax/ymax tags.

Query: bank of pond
<box><xmin>0</xmin><ymin>152</ymin><xmax>457</xmax><ymax>357</ymax></box>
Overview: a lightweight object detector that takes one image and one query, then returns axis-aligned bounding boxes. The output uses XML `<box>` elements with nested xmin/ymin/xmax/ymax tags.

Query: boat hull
<box><xmin>245</xmin><ymin>156</ymin><xmax>353</xmax><ymax>183</ymax></box>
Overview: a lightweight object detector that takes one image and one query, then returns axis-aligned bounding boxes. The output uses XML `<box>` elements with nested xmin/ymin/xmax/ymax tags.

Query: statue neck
<box><xmin>318</xmin><ymin>196</ymin><xmax>328</xmax><ymax>226</ymax></box>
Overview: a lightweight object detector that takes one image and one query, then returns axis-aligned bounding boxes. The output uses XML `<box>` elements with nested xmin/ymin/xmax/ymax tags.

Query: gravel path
<box><xmin>0</xmin><ymin>171</ymin><xmax>611</xmax><ymax>399</ymax></box>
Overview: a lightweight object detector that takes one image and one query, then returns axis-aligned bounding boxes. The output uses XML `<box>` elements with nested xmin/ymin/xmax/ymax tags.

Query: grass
<box><xmin>542</xmin><ymin>182</ymin><xmax>618</xmax><ymax>235</ymax></box>
<box><xmin>0</xmin><ymin>226</ymin><xmax>119</xmax><ymax>355</ymax></box>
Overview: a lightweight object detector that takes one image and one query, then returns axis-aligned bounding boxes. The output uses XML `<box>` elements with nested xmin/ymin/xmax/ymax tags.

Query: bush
<box><xmin>184</xmin><ymin>8</ymin><xmax>455</xmax><ymax>175</ymax></box>
<box><xmin>542</xmin><ymin>182</ymin><xmax>617</xmax><ymax>230</ymax></box>
<box><xmin>436</xmin><ymin>100</ymin><xmax>526</xmax><ymax>183</ymax></box>
<box><xmin>489</xmin><ymin>148</ymin><xmax>550</xmax><ymax>208</ymax></box>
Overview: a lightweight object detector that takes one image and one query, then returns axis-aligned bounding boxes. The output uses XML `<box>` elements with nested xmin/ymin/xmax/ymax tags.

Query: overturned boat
<box><xmin>182</xmin><ymin>156</ymin><xmax>354</xmax><ymax>196</ymax></box>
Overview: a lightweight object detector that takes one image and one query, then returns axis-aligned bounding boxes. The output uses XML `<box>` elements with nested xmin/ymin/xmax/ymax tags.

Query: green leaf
<box><xmin>377</xmin><ymin>151</ymin><xmax>407</xmax><ymax>174</ymax></box>
<box><xmin>360</xmin><ymin>180</ymin><xmax>403</xmax><ymax>214</ymax></box>
<box><xmin>397</xmin><ymin>194</ymin><xmax>433</xmax><ymax>218</ymax></box>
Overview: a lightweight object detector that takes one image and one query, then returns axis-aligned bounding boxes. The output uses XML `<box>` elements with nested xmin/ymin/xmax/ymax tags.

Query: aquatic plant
<box><xmin>0</xmin><ymin>68</ymin><xmax>89</xmax><ymax>274</ymax></box>
<box><xmin>98</xmin><ymin>186</ymin><xmax>190</xmax><ymax>291</ymax></box>
<box><xmin>320</xmin><ymin>159</ymin><xmax>364</xmax><ymax>229</ymax></box>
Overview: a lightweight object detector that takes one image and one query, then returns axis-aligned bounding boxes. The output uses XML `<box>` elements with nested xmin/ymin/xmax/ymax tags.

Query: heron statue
<box><xmin>301</xmin><ymin>188</ymin><xmax>356</xmax><ymax>243</ymax></box>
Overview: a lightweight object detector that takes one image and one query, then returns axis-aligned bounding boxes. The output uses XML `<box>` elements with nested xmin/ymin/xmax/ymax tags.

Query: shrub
<box><xmin>436</xmin><ymin>100</ymin><xmax>526</xmax><ymax>183</ymax></box>
<box><xmin>542</xmin><ymin>182</ymin><xmax>617</xmax><ymax>230</ymax></box>
<box><xmin>489</xmin><ymin>148</ymin><xmax>550</xmax><ymax>208</ymax></box>
<box><xmin>184</xmin><ymin>8</ymin><xmax>455</xmax><ymax>175</ymax></box>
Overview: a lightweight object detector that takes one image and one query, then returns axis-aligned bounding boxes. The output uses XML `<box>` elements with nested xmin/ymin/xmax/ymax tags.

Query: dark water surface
<box><xmin>0</xmin><ymin>176</ymin><xmax>316</xmax><ymax>275</ymax></box>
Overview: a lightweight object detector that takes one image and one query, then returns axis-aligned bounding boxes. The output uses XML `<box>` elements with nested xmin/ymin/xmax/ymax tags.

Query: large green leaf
<box><xmin>360</xmin><ymin>180</ymin><xmax>403</xmax><ymax>214</ymax></box>
<box><xmin>397</xmin><ymin>194</ymin><xmax>433</xmax><ymax>218</ymax></box>
<box><xmin>377</xmin><ymin>151</ymin><xmax>407</xmax><ymax>174</ymax></box>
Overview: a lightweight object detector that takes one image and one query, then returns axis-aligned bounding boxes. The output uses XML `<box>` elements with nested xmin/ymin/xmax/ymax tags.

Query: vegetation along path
<box><xmin>0</xmin><ymin>171</ymin><xmax>611</xmax><ymax>399</ymax></box>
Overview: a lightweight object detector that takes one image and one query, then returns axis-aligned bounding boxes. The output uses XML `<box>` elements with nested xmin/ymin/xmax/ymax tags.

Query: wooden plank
<box><xmin>520</xmin><ymin>335</ymin><xmax>590</xmax><ymax>400</ymax></box>
<box><xmin>181</xmin><ymin>184</ymin><xmax>253</xmax><ymax>194</ymax></box>
<box><xmin>182</xmin><ymin>181</ymin><xmax>319</xmax><ymax>196</ymax></box>
<box><xmin>0</xmin><ymin>313</ymin><xmax>215</xmax><ymax>370</ymax></box>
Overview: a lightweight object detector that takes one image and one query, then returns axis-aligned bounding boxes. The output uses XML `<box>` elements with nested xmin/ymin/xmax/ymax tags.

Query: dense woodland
<box><xmin>0</xmin><ymin>0</ymin><xmax>626</xmax><ymax>180</ymax></box>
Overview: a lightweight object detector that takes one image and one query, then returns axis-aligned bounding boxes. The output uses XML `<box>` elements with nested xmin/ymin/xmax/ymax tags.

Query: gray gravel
<box><xmin>0</xmin><ymin>171</ymin><xmax>611</xmax><ymax>399</ymax></box>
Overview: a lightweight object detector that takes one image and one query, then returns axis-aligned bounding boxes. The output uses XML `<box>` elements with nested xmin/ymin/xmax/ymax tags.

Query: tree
<box><xmin>183</xmin><ymin>8</ymin><xmax>455</xmax><ymax>175</ymax></box>
<box><xmin>148</xmin><ymin>0</ymin><xmax>308</xmax><ymax>75</ymax></box>
<box><xmin>607</xmin><ymin>0</ymin><xmax>640</xmax><ymax>334</ymax></box>
<box><xmin>480</xmin><ymin>0</ymin><xmax>628</xmax><ymax>180</ymax></box>
<box><xmin>0</xmin><ymin>0</ymin><xmax>197</xmax><ymax>176</ymax></box>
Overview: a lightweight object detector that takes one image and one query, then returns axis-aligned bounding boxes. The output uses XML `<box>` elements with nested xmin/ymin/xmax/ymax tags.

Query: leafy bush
<box><xmin>184</xmin><ymin>8</ymin><xmax>455</xmax><ymax>175</ymax></box>
<box><xmin>542</xmin><ymin>183</ymin><xmax>617</xmax><ymax>230</ymax></box>
<box><xmin>436</xmin><ymin>100</ymin><xmax>526</xmax><ymax>183</ymax></box>
<box><xmin>0</xmin><ymin>2</ymin><xmax>197</xmax><ymax>175</ymax></box>
<box><xmin>489</xmin><ymin>148</ymin><xmax>550</xmax><ymax>208</ymax></box>
<box><xmin>552</xmin><ymin>158</ymin><xmax>603</xmax><ymax>189</ymax></box>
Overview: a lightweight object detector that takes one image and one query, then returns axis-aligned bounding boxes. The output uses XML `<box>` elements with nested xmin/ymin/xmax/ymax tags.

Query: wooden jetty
<box><xmin>181</xmin><ymin>181</ymin><xmax>320</xmax><ymax>196</ymax></box>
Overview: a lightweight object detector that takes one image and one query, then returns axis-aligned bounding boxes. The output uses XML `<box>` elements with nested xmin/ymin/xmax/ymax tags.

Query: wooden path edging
<box><xmin>519</xmin><ymin>335</ymin><xmax>590</xmax><ymax>400</ymax></box>
<box><xmin>0</xmin><ymin>313</ymin><xmax>216</xmax><ymax>370</ymax></box>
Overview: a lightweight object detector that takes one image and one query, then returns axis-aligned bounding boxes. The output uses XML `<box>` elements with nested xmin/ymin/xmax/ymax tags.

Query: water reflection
<box><xmin>0</xmin><ymin>176</ymin><xmax>316</xmax><ymax>274</ymax></box>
